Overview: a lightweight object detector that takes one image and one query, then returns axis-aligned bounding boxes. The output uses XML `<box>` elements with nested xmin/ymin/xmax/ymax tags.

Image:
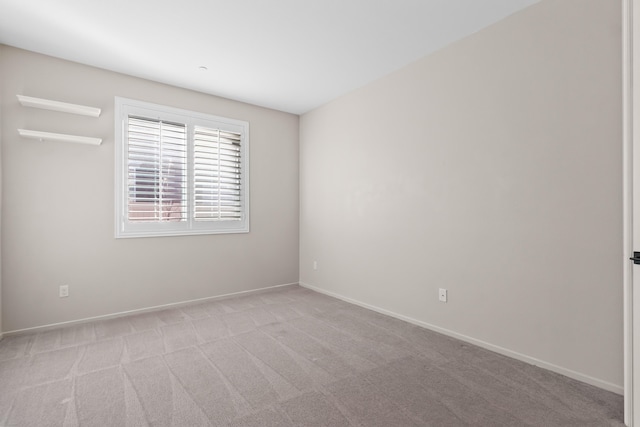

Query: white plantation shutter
<box><xmin>194</xmin><ymin>126</ymin><xmax>242</xmax><ymax>221</ymax></box>
<box><xmin>115</xmin><ymin>97</ymin><xmax>249</xmax><ymax>238</ymax></box>
<box><xmin>127</xmin><ymin>117</ymin><xmax>187</xmax><ymax>222</ymax></box>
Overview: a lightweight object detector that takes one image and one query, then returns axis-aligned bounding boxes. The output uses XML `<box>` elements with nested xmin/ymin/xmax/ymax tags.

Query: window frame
<box><xmin>115</xmin><ymin>97</ymin><xmax>250</xmax><ymax>238</ymax></box>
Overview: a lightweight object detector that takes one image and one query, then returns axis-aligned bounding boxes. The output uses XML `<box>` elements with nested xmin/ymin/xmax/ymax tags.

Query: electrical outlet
<box><xmin>439</xmin><ymin>288</ymin><xmax>447</xmax><ymax>303</ymax></box>
<box><xmin>59</xmin><ymin>285</ymin><xmax>69</xmax><ymax>298</ymax></box>
<box><xmin>313</xmin><ymin>260</ymin><xmax>318</xmax><ymax>271</ymax></box>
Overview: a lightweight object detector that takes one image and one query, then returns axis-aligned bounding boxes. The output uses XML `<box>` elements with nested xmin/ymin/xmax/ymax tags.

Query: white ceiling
<box><xmin>0</xmin><ymin>0</ymin><xmax>539</xmax><ymax>114</ymax></box>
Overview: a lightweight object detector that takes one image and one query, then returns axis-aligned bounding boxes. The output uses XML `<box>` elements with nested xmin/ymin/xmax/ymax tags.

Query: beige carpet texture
<box><xmin>0</xmin><ymin>285</ymin><xmax>623</xmax><ymax>426</ymax></box>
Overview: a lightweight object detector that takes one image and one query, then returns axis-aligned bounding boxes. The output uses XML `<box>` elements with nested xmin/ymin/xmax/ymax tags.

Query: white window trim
<box><xmin>115</xmin><ymin>97</ymin><xmax>250</xmax><ymax>238</ymax></box>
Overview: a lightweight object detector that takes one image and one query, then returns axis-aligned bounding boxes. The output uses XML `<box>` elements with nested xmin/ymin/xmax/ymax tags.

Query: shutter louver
<box><xmin>127</xmin><ymin>116</ymin><xmax>187</xmax><ymax>222</ymax></box>
<box><xmin>194</xmin><ymin>126</ymin><xmax>242</xmax><ymax>221</ymax></box>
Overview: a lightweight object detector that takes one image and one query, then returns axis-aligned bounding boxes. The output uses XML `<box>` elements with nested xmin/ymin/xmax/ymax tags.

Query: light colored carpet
<box><xmin>0</xmin><ymin>285</ymin><xmax>623</xmax><ymax>426</ymax></box>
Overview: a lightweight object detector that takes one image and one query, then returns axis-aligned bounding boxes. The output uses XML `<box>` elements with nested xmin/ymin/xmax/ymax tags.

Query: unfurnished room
<box><xmin>0</xmin><ymin>0</ymin><xmax>637</xmax><ymax>426</ymax></box>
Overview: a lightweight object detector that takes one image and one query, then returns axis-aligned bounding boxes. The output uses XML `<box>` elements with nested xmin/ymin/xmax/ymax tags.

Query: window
<box><xmin>115</xmin><ymin>97</ymin><xmax>249</xmax><ymax>238</ymax></box>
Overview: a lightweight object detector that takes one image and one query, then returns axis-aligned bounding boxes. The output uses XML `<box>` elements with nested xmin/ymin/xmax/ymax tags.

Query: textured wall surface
<box><xmin>300</xmin><ymin>0</ymin><xmax>622</xmax><ymax>390</ymax></box>
<box><xmin>1</xmin><ymin>46</ymin><xmax>300</xmax><ymax>331</ymax></box>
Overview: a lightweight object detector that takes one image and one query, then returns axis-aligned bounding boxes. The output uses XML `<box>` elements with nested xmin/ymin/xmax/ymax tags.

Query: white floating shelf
<box><xmin>18</xmin><ymin>129</ymin><xmax>102</xmax><ymax>146</ymax></box>
<box><xmin>17</xmin><ymin>95</ymin><xmax>101</xmax><ymax>117</ymax></box>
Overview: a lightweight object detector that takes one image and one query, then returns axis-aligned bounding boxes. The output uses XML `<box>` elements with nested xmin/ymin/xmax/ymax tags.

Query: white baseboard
<box><xmin>4</xmin><ymin>282</ymin><xmax>299</xmax><ymax>336</ymax></box>
<box><xmin>299</xmin><ymin>281</ymin><xmax>623</xmax><ymax>395</ymax></box>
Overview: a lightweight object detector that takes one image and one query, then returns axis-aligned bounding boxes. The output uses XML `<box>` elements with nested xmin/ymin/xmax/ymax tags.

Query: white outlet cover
<box><xmin>439</xmin><ymin>288</ymin><xmax>447</xmax><ymax>302</ymax></box>
<box><xmin>59</xmin><ymin>285</ymin><xmax>69</xmax><ymax>298</ymax></box>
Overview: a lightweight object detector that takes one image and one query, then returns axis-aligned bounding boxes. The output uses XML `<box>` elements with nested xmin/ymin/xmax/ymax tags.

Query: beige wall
<box><xmin>0</xmin><ymin>46</ymin><xmax>3</xmax><ymax>337</ymax></box>
<box><xmin>0</xmin><ymin>45</ymin><xmax>300</xmax><ymax>332</ymax></box>
<box><xmin>300</xmin><ymin>0</ymin><xmax>623</xmax><ymax>391</ymax></box>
